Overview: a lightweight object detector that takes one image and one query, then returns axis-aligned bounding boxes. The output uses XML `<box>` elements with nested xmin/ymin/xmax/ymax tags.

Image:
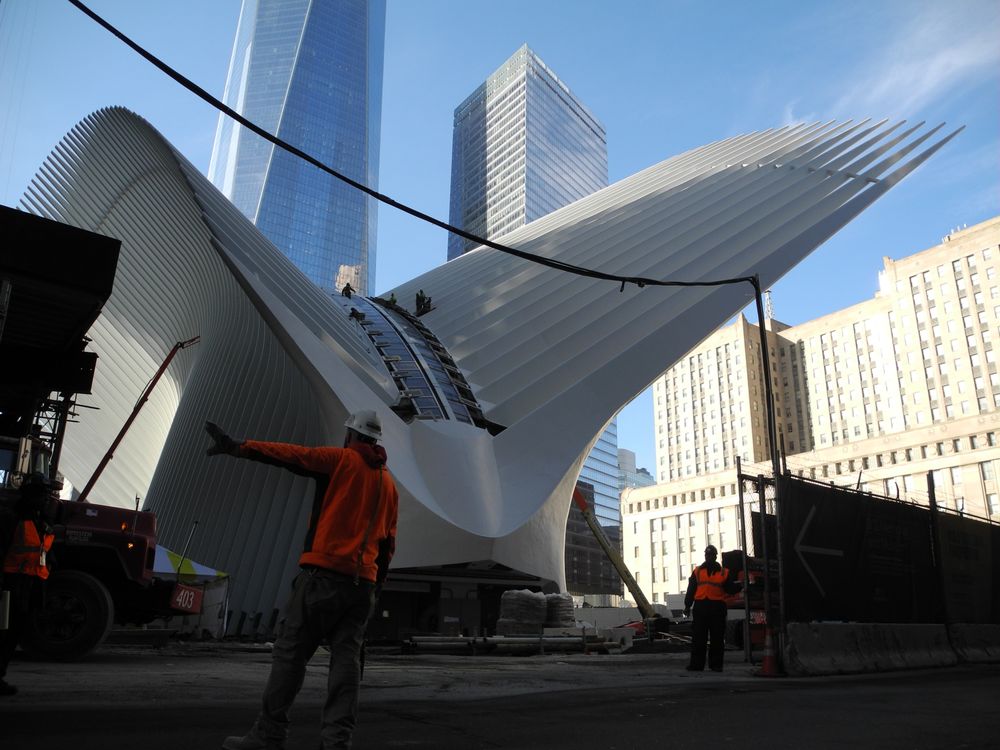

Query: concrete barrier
<box><xmin>949</xmin><ymin>624</ymin><xmax>1000</xmax><ymax>663</ymax></box>
<box><xmin>784</xmin><ymin>623</ymin><xmax>957</xmax><ymax>676</ymax></box>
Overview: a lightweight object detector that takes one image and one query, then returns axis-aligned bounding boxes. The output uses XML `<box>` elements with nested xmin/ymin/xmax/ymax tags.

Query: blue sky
<box><xmin>1</xmin><ymin>0</ymin><xmax>997</xmax><ymax>474</ymax></box>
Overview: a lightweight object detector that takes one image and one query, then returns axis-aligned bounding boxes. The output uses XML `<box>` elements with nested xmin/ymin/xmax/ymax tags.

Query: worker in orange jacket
<box><xmin>683</xmin><ymin>544</ymin><xmax>738</xmax><ymax>672</ymax></box>
<box><xmin>206</xmin><ymin>410</ymin><xmax>398</xmax><ymax>750</ymax></box>
<box><xmin>1</xmin><ymin>473</ymin><xmax>56</xmax><ymax>696</ymax></box>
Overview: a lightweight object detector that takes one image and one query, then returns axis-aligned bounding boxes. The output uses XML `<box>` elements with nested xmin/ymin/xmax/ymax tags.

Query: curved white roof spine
<box><xmin>20</xmin><ymin>109</ymin><xmax>957</xmax><ymax>619</ymax></box>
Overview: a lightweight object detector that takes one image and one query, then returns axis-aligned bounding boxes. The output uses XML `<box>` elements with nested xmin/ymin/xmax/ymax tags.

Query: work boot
<box><xmin>221</xmin><ymin>729</ymin><xmax>283</xmax><ymax>750</ymax></box>
<box><xmin>0</xmin><ymin>679</ymin><xmax>17</xmax><ymax>696</ymax></box>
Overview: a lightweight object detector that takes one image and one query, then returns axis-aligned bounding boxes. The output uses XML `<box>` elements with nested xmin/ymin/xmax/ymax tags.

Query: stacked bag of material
<box><xmin>495</xmin><ymin>589</ymin><xmax>547</xmax><ymax>635</ymax></box>
<box><xmin>544</xmin><ymin>593</ymin><xmax>575</xmax><ymax>628</ymax></box>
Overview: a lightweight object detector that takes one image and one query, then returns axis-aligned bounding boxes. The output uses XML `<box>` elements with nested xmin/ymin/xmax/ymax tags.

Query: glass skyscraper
<box><xmin>447</xmin><ymin>44</ymin><xmax>620</xmax><ymax>532</ymax></box>
<box><xmin>447</xmin><ymin>44</ymin><xmax>608</xmax><ymax>260</ymax></box>
<box><xmin>208</xmin><ymin>0</ymin><xmax>385</xmax><ymax>295</ymax></box>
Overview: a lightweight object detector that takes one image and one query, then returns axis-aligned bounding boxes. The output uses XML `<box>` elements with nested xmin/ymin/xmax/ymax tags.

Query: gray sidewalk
<box><xmin>1</xmin><ymin>641</ymin><xmax>759</xmax><ymax>709</ymax></box>
<box><xmin>3</xmin><ymin>643</ymin><xmax>999</xmax><ymax>749</ymax></box>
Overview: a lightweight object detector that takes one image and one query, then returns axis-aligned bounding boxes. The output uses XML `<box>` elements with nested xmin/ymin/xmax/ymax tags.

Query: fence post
<box><xmin>757</xmin><ymin>475</ymin><xmax>772</xmax><ymax>636</ymax></box>
<box><xmin>774</xmin><ymin>474</ymin><xmax>787</xmax><ymax>671</ymax></box>
<box><xmin>927</xmin><ymin>472</ymin><xmax>950</xmax><ymax>628</ymax></box>
<box><xmin>736</xmin><ymin>458</ymin><xmax>753</xmax><ymax>664</ymax></box>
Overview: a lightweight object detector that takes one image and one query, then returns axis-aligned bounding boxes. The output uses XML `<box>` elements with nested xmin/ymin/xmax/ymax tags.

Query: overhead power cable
<box><xmin>68</xmin><ymin>0</ymin><xmax>754</xmax><ymax>293</ymax></box>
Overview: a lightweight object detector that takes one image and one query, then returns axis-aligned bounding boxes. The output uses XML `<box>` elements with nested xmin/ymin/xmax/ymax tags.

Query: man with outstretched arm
<box><xmin>207</xmin><ymin>410</ymin><xmax>398</xmax><ymax>750</ymax></box>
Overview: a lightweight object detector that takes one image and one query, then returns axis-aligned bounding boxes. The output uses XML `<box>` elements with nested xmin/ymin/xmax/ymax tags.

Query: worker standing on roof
<box><xmin>683</xmin><ymin>544</ymin><xmax>738</xmax><ymax>672</ymax></box>
<box><xmin>0</xmin><ymin>473</ymin><xmax>56</xmax><ymax>696</ymax></box>
<box><xmin>341</xmin><ymin>282</ymin><xmax>354</xmax><ymax>298</ymax></box>
<box><xmin>206</xmin><ymin>411</ymin><xmax>398</xmax><ymax>750</ymax></box>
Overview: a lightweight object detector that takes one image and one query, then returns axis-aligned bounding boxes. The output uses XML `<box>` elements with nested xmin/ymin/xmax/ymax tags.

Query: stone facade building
<box><xmin>625</xmin><ymin>216</ymin><xmax>1000</xmax><ymax>603</ymax></box>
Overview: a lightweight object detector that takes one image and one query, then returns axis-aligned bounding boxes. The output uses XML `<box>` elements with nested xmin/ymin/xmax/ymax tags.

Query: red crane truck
<box><xmin>1</xmin><ymin>206</ymin><xmax>202</xmax><ymax>660</ymax></box>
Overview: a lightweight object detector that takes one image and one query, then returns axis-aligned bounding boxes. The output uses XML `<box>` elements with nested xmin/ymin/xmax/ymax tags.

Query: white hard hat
<box><xmin>344</xmin><ymin>410</ymin><xmax>382</xmax><ymax>440</ymax></box>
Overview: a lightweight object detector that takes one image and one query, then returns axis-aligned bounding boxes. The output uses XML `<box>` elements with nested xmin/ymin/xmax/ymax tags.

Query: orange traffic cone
<box><xmin>756</xmin><ymin>626</ymin><xmax>782</xmax><ymax>677</ymax></box>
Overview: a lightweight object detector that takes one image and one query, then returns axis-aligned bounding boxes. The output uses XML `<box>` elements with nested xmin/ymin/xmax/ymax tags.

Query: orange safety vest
<box><xmin>239</xmin><ymin>440</ymin><xmax>399</xmax><ymax>583</ymax></box>
<box><xmin>3</xmin><ymin>519</ymin><xmax>54</xmax><ymax>580</ymax></box>
<box><xmin>692</xmin><ymin>565</ymin><xmax>730</xmax><ymax>601</ymax></box>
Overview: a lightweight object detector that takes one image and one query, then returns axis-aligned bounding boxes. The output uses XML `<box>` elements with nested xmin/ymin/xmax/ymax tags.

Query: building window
<box><xmin>982</xmin><ymin>462</ymin><xmax>995</xmax><ymax>481</ymax></box>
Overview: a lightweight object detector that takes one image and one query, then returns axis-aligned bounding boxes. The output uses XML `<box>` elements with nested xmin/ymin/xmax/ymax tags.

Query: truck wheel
<box><xmin>21</xmin><ymin>570</ymin><xmax>115</xmax><ymax>661</ymax></box>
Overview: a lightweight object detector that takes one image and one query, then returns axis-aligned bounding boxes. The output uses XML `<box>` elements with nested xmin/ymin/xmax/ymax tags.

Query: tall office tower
<box><xmin>447</xmin><ymin>44</ymin><xmax>607</xmax><ymax>260</ymax></box>
<box><xmin>624</xmin><ymin>216</ymin><xmax>1000</xmax><ymax>605</ymax></box>
<box><xmin>618</xmin><ymin>448</ymin><xmax>656</xmax><ymax>492</ymax></box>
<box><xmin>446</xmin><ymin>45</ymin><xmax>621</xmax><ymax>544</ymax></box>
<box><xmin>208</xmin><ymin>0</ymin><xmax>385</xmax><ymax>295</ymax></box>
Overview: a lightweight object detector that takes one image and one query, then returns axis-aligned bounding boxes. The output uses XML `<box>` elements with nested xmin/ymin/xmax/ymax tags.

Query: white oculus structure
<box><xmin>19</xmin><ymin>109</ymin><xmax>958</xmax><ymax>618</ymax></box>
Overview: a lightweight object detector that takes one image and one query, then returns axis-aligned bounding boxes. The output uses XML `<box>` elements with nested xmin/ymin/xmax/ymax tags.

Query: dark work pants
<box><xmin>253</xmin><ymin>569</ymin><xmax>374</xmax><ymax>749</ymax></box>
<box><xmin>689</xmin><ymin>599</ymin><xmax>727</xmax><ymax>671</ymax></box>
<box><xmin>0</xmin><ymin>575</ymin><xmax>36</xmax><ymax>680</ymax></box>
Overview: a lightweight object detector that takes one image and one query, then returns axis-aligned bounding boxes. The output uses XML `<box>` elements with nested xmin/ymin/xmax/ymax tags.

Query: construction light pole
<box><xmin>750</xmin><ymin>274</ymin><xmax>781</xmax><ymax>480</ymax></box>
<box><xmin>748</xmin><ymin>274</ymin><xmax>785</xmax><ymax>670</ymax></box>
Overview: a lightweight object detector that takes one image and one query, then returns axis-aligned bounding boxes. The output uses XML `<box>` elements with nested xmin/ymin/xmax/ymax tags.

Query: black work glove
<box><xmin>683</xmin><ymin>608</ymin><xmax>691</xmax><ymax>618</ymax></box>
<box><xmin>205</xmin><ymin>421</ymin><xmax>241</xmax><ymax>457</ymax></box>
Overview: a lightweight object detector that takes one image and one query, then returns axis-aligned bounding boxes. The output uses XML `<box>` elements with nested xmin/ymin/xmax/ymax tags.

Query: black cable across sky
<box><xmin>67</xmin><ymin>0</ymin><xmax>755</xmax><ymax>293</ymax></box>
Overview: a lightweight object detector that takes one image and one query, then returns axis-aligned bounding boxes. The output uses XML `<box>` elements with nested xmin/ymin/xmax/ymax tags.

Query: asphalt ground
<box><xmin>1</xmin><ymin>642</ymin><xmax>998</xmax><ymax>749</ymax></box>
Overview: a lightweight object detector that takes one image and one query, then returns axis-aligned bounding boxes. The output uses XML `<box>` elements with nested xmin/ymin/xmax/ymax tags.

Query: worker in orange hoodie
<box><xmin>206</xmin><ymin>410</ymin><xmax>398</xmax><ymax>750</ymax></box>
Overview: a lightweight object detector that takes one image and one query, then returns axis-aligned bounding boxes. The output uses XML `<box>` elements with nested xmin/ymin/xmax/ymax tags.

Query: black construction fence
<box><xmin>737</xmin><ymin>472</ymin><xmax>1000</xmax><ymax>627</ymax></box>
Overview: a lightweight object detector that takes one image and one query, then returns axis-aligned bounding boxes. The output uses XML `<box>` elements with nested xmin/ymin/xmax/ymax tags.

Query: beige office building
<box><xmin>624</xmin><ymin>215</ymin><xmax>1000</xmax><ymax>605</ymax></box>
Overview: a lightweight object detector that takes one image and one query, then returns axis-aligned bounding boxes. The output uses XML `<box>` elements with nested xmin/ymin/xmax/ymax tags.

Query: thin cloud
<box><xmin>832</xmin><ymin>3</ymin><xmax>1000</xmax><ymax>119</ymax></box>
<box><xmin>922</xmin><ymin>137</ymin><xmax>1000</xmax><ymax>186</ymax></box>
<box><xmin>781</xmin><ymin>100</ymin><xmax>818</xmax><ymax>127</ymax></box>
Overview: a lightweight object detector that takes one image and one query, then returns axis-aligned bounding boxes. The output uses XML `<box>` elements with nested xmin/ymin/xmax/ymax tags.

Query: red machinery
<box><xmin>1</xmin><ymin>207</ymin><xmax>202</xmax><ymax>659</ymax></box>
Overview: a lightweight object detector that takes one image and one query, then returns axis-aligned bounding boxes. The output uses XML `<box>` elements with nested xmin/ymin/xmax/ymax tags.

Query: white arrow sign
<box><xmin>794</xmin><ymin>505</ymin><xmax>844</xmax><ymax>597</ymax></box>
